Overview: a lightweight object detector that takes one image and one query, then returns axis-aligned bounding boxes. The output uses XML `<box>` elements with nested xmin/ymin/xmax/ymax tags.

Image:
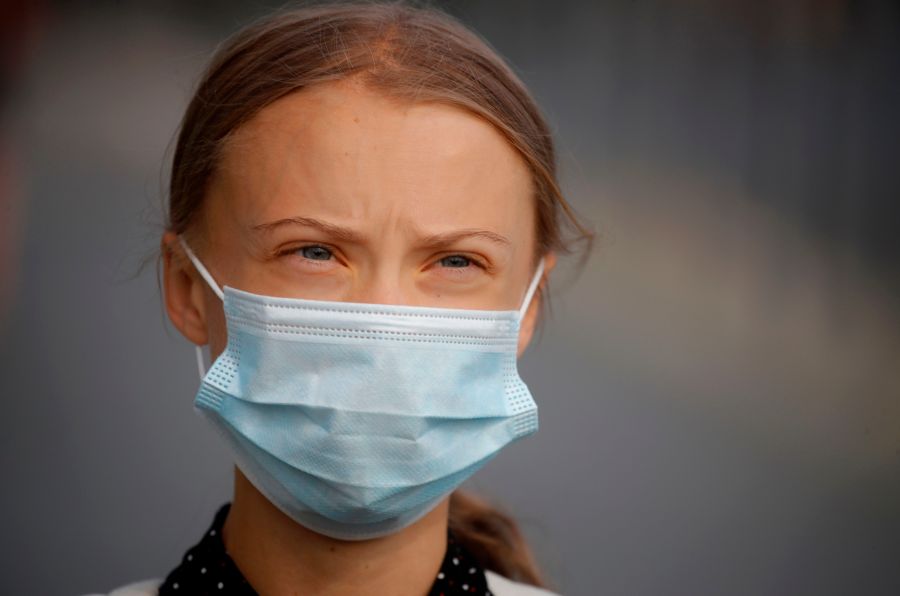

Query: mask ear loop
<box><xmin>177</xmin><ymin>236</ymin><xmax>224</xmax><ymax>379</ymax></box>
<box><xmin>517</xmin><ymin>258</ymin><xmax>546</xmax><ymax>320</ymax></box>
<box><xmin>177</xmin><ymin>237</ymin><xmax>224</xmax><ymax>300</ymax></box>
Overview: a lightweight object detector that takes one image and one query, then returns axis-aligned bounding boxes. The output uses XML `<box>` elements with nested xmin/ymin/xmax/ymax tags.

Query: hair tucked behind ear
<box><xmin>165</xmin><ymin>1</ymin><xmax>592</xmax><ymax>587</ymax></box>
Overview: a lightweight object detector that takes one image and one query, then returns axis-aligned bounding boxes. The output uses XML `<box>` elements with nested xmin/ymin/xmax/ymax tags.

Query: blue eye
<box><xmin>300</xmin><ymin>245</ymin><xmax>333</xmax><ymax>261</ymax></box>
<box><xmin>440</xmin><ymin>255</ymin><xmax>471</xmax><ymax>268</ymax></box>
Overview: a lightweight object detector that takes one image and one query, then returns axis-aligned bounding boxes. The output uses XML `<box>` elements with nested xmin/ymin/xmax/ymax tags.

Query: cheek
<box><xmin>205</xmin><ymin>294</ymin><xmax>229</xmax><ymax>359</ymax></box>
<box><xmin>515</xmin><ymin>299</ymin><xmax>536</xmax><ymax>357</ymax></box>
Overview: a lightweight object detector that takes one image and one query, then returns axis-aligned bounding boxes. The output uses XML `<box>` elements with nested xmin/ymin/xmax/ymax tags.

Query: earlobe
<box><xmin>161</xmin><ymin>231</ymin><xmax>210</xmax><ymax>346</ymax></box>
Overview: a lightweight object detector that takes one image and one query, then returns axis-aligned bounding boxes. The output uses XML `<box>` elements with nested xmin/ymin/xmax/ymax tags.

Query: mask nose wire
<box><xmin>177</xmin><ymin>236</ymin><xmax>224</xmax><ymax>379</ymax></box>
<box><xmin>517</xmin><ymin>258</ymin><xmax>546</xmax><ymax>320</ymax></box>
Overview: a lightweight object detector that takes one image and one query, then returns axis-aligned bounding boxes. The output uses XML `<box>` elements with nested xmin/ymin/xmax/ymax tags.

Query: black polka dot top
<box><xmin>158</xmin><ymin>503</ymin><xmax>493</xmax><ymax>595</ymax></box>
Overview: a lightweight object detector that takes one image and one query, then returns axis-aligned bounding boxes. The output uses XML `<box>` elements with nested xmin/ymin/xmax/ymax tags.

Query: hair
<box><xmin>164</xmin><ymin>0</ymin><xmax>592</xmax><ymax>587</ymax></box>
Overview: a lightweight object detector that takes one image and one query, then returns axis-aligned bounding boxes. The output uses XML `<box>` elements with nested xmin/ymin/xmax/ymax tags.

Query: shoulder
<box><xmin>485</xmin><ymin>570</ymin><xmax>561</xmax><ymax>596</ymax></box>
<box><xmin>81</xmin><ymin>579</ymin><xmax>161</xmax><ymax>596</ymax></box>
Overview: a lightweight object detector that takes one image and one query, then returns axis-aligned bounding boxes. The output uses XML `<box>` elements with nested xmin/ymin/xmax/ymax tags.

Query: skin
<box><xmin>162</xmin><ymin>77</ymin><xmax>556</xmax><ymax>596</ymax></box>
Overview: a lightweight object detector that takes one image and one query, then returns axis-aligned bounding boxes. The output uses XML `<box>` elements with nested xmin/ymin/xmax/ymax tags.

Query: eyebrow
<box><xmin>251</xmin><ymin>217</ymin><xmax>511</xmax><ymax>249</ymax></box>
<box><xmin>419</xmin><ymin>229</ymin><xmax>511</xmax><ymax>249</ymax></box>
<box><xmin>251</xmin><ymin>216</ymin><xmax>365</xmax><ymax>243</ymax></box>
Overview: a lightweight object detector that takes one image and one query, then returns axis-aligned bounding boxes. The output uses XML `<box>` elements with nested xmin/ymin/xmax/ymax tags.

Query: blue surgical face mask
<box><xmin>178</xmin><ymin>237</ymin><xmax>543</xmax><ymax>541</ymax></box>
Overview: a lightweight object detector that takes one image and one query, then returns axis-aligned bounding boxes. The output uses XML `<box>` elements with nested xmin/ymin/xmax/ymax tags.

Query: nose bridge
<box><xmin>353</xmin><ymin>260</ymin><xmax>410</xmax><ymax>307</ymax></box>
<box><xmin>352</xmin><ymin>215</ymin><xmax>415</xmax><ymax>306</ymax></box>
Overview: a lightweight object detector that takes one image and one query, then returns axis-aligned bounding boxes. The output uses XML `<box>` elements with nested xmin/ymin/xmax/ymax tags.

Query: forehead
<box><xmin>207</xmin><ymin>79</ymin><xmax>535</xmax><ymax>244</ymax></box>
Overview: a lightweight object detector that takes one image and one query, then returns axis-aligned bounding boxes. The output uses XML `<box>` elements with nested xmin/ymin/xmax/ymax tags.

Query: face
<box><xmin>163</xmin><ymin>78</ymin><xmax>553</xmax><ymax>357</ymax></box>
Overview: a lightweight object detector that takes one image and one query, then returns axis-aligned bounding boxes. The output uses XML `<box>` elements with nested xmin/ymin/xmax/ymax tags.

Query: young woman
<box><xmin>103</xmin><ymin>3</ymin><xmax>590</xmax><ymax>595</ymax></box>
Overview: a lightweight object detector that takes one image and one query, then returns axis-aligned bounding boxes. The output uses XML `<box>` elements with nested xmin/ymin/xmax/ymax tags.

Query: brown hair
<box><xmin>165</xmin><ymin>0</ymin><xmax>591</xmax><ymax>587</ymax></box>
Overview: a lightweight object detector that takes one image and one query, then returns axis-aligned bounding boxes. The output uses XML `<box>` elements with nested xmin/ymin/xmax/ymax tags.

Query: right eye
<box><xmin>298</xmin><ymin>245</ymin><xmax>334</xmax><ymax>261</ymax></box>
<box><xmin>439</xmin><ymin>254</ymin><xmax>473</xmax><ymax>268</ymax></box>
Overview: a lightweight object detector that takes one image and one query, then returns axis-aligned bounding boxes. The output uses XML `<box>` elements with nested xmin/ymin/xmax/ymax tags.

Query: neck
<box><xmin>222</xmin><ymin>468</ymin><xmax>450</xmax><ymax>596</ymax></box>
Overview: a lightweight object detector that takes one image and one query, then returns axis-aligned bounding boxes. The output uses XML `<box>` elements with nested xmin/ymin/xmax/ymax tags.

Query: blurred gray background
<box><xmin>1</xmin><ymin>1</ymin><xmax>899</xmax><ymax>594</ymax></box>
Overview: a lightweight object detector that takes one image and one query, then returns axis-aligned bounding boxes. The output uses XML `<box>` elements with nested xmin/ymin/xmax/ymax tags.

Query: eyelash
<box><xmin>278</xmin><ymin>243</ymin><xmax>335</xmax><ymax>258</ymax></box>
<box><xmin>437</xmin><ymin>254</ymin><xmax>485</xmax><ymax>270</ymax></box>
<box><xmin>278</xmin><ymin>244</ymin><xmax>487</xmax><ymax>270</ymax></box>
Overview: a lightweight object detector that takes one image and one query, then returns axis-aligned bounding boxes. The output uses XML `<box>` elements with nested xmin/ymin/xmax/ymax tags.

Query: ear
<box><xmin>517</xmin><ymin>252</ymin><xmax>557</xmax><ymax>357</ymax></box>
<box><xmin>161</xmin><ymin>230</ymin><xmax>210</xmax><ymax>346</ymax></box>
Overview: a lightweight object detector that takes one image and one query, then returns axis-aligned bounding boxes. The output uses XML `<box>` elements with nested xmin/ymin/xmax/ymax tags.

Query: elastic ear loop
<box><xmin>518</xmin><ymin>257</ymin><xmax>546</xmax><ymax>320</ymax></box>
<box><xmin>177</xmin><ymin>236</ymin><xmax>224</xmax><ymax>380</ymax></box>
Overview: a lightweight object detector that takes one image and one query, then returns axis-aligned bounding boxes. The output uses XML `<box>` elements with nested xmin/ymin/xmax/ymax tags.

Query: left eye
<box><xmin>439</xmin><ymin>255</ymin><xmax>472</xmax><ymax>268</ymax></box>
<box><xmin>299</xmin><ymin>245</ymin><xmax>333</xmax><ymax>261</ymax></box>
